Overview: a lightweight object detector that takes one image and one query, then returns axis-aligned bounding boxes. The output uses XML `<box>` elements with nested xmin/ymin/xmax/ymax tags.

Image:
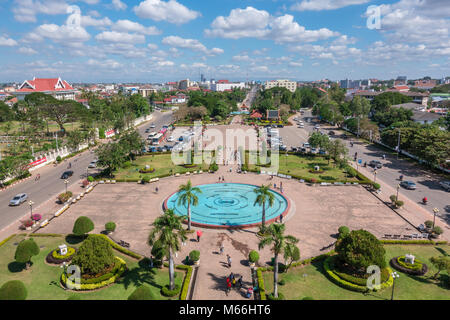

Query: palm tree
<box><xmin>177</xmin><ymin>180</ymin><xmax>202</xmax><ymax>230</ymax></box>
<box><xmin>148</xmin><ymin>209</ymin><xmax>187</xmax><ymax>291</ymax></box>
<box><xmin>253</xmin><ymin>184</ymin><xmax>275</xmax><ymax>231</ymax></box>
<box><xmin>258</xmin><ymin>223</ymin><xmax>299</xmax><ymax>299</ymax></box>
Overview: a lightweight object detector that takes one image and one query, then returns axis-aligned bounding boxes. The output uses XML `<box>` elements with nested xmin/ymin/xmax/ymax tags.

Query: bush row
<box><xmin>97</xmin><ymin>234</ymin><xmax>142</xmax><ymax>259</ymax></box>
<box><xmin>161</xmin><ymin>284</ymin><xmax>181</xmax><ymax>297</ymax></box>
<box><xmin>258</xmin><ymin>251</ymin><xmax>335</xmax><ymax>272</ymax></box>
<box><xmin>256</xmin><ymin>268</ymin><xmax>266</xmax><ymax>301</ymax></box>
<box><xmin>46</xmin><ymin>247</ymin><xmax>77</xmax><ymax>264</ymax></box>
<box><xmin>176</xmin><ymin>265</ymin><xmax>193</xmax><ymax>300</ymax></box>
<box><xmin>380</xmin><ymin>240</ymin><xmax>448</xmax><ymax>245</ymax></box>
<box><xmin>29</xmin><ymin>233</ymin><xmax>63</xmax><ymax>238</ymax></box>
<box><xmin>0</xmin><ymin>234</ymin><xmax>16</xmax><ymax>248</ymax></box>
<box><xmin>60</xmin><ymin>257</ymin><xmax>126</xmax><ymax>290</ymax></box>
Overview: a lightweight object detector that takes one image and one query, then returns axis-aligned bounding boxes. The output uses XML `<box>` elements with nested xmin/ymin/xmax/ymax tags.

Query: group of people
<box><xmin>218</xmin><ymin>176</ymin><xmax>226</xmax><ymax>182</ymax></box>
<box><xmin>273</xmin><ymin>181</ymin><xmax>284</xmax><ymax>194</ymax></box>
<box><xmin>225</xmin><ymin>272</ymin><xmax>252</xmax><ymax>297</ymax></box>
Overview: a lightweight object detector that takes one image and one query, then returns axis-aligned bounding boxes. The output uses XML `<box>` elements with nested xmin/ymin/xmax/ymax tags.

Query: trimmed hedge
<box><xmin>96</xmin><ymin>234</ymin><xmax>142</xmax><ymax>259</ymax></box>
<box><xmin>29</xmin><ymin>233</ymin><xmax>63</xmax><ymax>238</ymax></box>
<box><xmin>390</xmin><ymin>256</ymin><xmax>428</xmax><ymax>276</ymax></box>
<box><xmin>267</xmin><ymin>292</ymin><xmax>285</xmax><ymax>300</ymax></box>
<box><xmin>249</xmin><ymin>250</ymin><xmax>260</xmax><ymax>263</ymax></box>
<box><xmin>161</xmin><ymin>284</ymin><xmax>181</xmax><ymax>297</ymax></box>
<box><xmin>256</xmin><ymin>268</ymin><xmax>266</xmax><ymax>300</ymax></box>
<box><xmin>0</xmin><ymin>234</ymin><xmax>16</xmax><ymax>248</ymax></box>
<box><xmin>61</xmin><ymin>257</ymin><xmax>127</xmax><ymax>290</ymax></box>
<box><xmin>381</xmin><ymin>240</ymin><xmax>447</xmax><ymax>245</ymax></box>
<box><xmin>177</xmin><ymin>265</ymin><xmax>193</xmax><ymax>300</ymax></box>
<box><xmin>258</xmin><ymin>251</ymin><xmax>335</xmax><ymax>272</ymax></box>
<box><xmin>324</xmin><ymin>256</ymin><xmax>393</xmax><ymax>293</ymax></box>
<box><xmin>46</xmin><ymin>247</ymin><xmax>77</xmax><ymax>264</ymax></box>
<box><xmin>0</xmin><ymin>280</ymin><xmax>27</xmax><ymax>300</ymax></box>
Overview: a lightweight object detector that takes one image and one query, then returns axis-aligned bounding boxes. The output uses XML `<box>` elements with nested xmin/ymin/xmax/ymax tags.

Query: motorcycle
<box><xmin>422</xmin><ymin>197</ymin><xmax>428</xmax><ymax>205</ymax></box>
<box><xmin>399</xmin><ymin>175</ymin><xmax>403</xmax><ymax>181</ymax></box>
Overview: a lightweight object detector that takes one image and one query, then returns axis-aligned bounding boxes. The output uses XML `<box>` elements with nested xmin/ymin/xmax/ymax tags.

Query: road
<box><xmin>0</xmin><ymin>110</ymin><xmax>173</xmax><ymax>231</ymax></box>
<box><xmin>278</xmin><ymin>109</ymin><xmax>450</xmax><ymax>224</ymax></box>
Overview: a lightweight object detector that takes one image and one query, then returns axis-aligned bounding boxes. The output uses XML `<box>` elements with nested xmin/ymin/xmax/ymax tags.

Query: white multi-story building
<box><xmin>264</xmin><ymin>79</ymin><xmax>297</xmax><ymax>93</ymax></box>
<box><xmin>211</xmin><ymin>82</ymin><xmax>246</xmax><ymax>92</ymax></box>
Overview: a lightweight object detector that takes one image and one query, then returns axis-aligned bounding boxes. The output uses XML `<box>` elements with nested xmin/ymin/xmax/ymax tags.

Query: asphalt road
<box><xmin>0</xmin><ymin>110</ymin><xmax>173</xmax><ymax>231</ymax></box>
<box><xmin>279</xmin><ymin>110</ymin><xmax>450</xmax><ymax>224</ymax></box>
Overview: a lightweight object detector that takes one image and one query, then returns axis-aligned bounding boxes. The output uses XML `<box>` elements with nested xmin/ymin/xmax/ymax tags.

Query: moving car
<box><xmin>439</xmin><ymin>181</ymin><xmax>450</xmax><ymax>191</ymax></box>
<box><xmin>369</xmin><ymin>160</ymin><xmax>383</xmax><ymax>169</ymax></box>
<box><xmin>150</xmin><ymin>123</ymin><xmax>156</xmax><ymax>128</ymax></box>
<box><xmin>88</xmin><ymin>160</ymin><xmax>98</xmax><ymax>168</ymax></box>
<box><xmin>298</xmin><ymin>124</ymin><xmax>304</xmax><ymax>128</ymax></box>
<box><xmin>9</xmin><ymin>193</ymin><xmax>28</xmax><ymax>206</ymax></box>
<box><xmin>400</xmin><ymin>181</ymin><xmax>417</xmax><ymax>190</ymax></box>
<box><xmin>61</xmin><ymin>171</ymin><xmax>74</xmax><ymax>179</ymax></box>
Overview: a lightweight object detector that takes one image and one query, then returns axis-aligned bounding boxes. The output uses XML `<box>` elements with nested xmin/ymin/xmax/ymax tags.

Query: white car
<box><xmin>167</xmin><ymin>136</ymin><xmax>174</xmax><ymax>142</ymax></box>
<box><xmin>88</xmin><ymin>160</ymin><xmax>98</xmax><ymax>168</ymax></box>
<box><xmin>298</xmin><ymin>124</ymin><xmax>304</xmax><ymax>128</ymax></box>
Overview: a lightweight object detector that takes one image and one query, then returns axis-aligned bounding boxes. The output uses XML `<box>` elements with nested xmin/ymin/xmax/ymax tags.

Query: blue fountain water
<box><xmin>165</xmin><ymin>183</ymin><xmax>288</xmax><ymax>227</ymax></box>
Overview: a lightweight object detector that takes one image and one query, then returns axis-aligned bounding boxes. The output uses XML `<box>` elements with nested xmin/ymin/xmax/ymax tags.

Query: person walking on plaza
<box><xmin>225</xmin><ymin>277</ymin><xmax>231</xmax><ymax>296</ymax></box>
<box><xmin>227</xmin><ymin>254</ymin><xmax>232</xmax><ymax>268</ymax></box>
<box><xmin>196</xmin><ymin>230</ymin><xmax>202</xmax><ymax>242</ymax></box>
<box><xmin>232</xmin><ymin>276</ymin><xmax>236</xmax><ymax>288</ymax></box>
<box><xmin>280</xmin><ymin>181</ymin><xmax>283</xmax><ymax>189</ymax></box>
<box><xmin>238</xmin><ymin>276</ymin><xmax>243</xmax><ymax>288</ymax></box>
<box><xmin>279</xmin><ymin>213</ymin><xmax>283</xmax><ymax>223</ymax></box>
<box><xmin>219</xmin><ymin>243</ymin><xmax>224</xmax><ymax>255</ymax></box>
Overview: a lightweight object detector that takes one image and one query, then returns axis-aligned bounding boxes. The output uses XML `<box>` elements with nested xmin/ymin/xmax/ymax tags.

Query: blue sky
<box><xmin>0</xmin><ymin>0</ymin><xmax>449</xmax><ymax>83</ymax></box>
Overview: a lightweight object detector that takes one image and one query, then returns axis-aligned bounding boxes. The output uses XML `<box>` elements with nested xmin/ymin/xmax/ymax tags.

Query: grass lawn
<box><xmin>113</xmin><ymin>153</ymin><xmax>211</xmax><ymax>181</ymax></box>
<box><xmin>246</xmin><ymin>152</ymin><xmax>359</xmax><ymax>183</ymax></box>
<box><xmin>0</xmin><ymin>234</ymin><xmax>184</xmax><ymax>300</ymax></box>
<box><xmin>262</xmin><ymin>245</ymin><xmax>450</xmax><ymax>300</ymax></box>
<box><xmin>0</xmin><ymin>121</ymin><xmax>82</xmax><ymax>135</ymax></box>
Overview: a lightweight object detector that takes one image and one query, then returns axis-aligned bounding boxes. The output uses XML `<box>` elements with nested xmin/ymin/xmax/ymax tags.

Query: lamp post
<box><xmin>373</xmin><ymin>170</ymin><xmax>377</xmax><ymax>184</ymax></box>
<box><xmin>64</xmin><ymin>179</ymin><xmax>69</xmax><ymax>194</ymax></box>
<box><xmin>396</xmin><ymin>184</ymin><xmax>400</xmax><ymax>201</ymax></box>
<box><xmin>391</xmin><ymin>271</ymin><xmax>400</xmax><ymax>300</ymax></box>
<box><xmin>28</xmin><ymin>200</ymin><xmax>34</xmax><ymax>219</ymax></box>
<box><xmin>432</xmin><ymin>208</ymin><xmax>439</xmax><ymax>230</ymax></box>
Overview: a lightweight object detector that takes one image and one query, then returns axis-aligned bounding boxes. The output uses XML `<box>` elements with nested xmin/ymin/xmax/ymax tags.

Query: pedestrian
<box><xmin>280</xmin><ymin>181</ymin><xmax>283</xmax><ymax>189</ymax></box>
<box><xmin>279</xmin><ymin>214</ymin><xmax>283</xmax><ymax>223</ymax></box>
<box><xmin>382</xmin><ymin>154</ymin><xmax>386</xmax><ymax>160</ymax></box>
<box><xmin>196</xmin><ymin>230</ymin><xmax>202</xmax><ymax>242</ymax></box>
<box><xmin>222</xmin><ymin>176</ymin><xmax>225</xmax><ymax>182</ymax></box>
<box><xmin>227</xmin><ymin>254</ymin><xmax>232</xmax><ymax>268</ymax></box>
<box><xmin>238</xmin><ymin>276</ymin><xmax>243</xmax><ymax>288</ymax></box>
<box><xmin>232</xmin><ymin>276</ymin><xmax>236</xmax><ymax>288</ymax></box>
<box><xmin>226</xmin><ymin>280</ymin><xmax>232</xmax><ymax>295</ymax></box>
<box><xmin>155</xmin><ymin>186</ymin><xmax>159</xmax><ymax>193</ymax></box>
<box><xmin>219</xmin><ymin>176</ymin><xmax>221</xmax><ymax>182</ymax></box>
<box><xmin>274</xmin><ymin>183</ymin><xmax>277</xmax><ymax>189</ymax></box>
<box><xmin>219</xmin><ymin>243</ymin><xmax>224</xmax><ymax>255</ymax></box>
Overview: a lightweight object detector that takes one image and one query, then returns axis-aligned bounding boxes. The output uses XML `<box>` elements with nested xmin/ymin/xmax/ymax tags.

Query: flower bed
<box><xmin>60</xmin><ymin>256</ymin><xmax>127</xmax><ymax>290</ymax></box>
<box><xmin>390</xmin><ymin>256</ymin><xmax>428</xmax><ymax>276</ymax></box>
<box><xmin>46</xmin><ymin>247</ymin><xmax>77</xmax><ymax>264</ymax></box>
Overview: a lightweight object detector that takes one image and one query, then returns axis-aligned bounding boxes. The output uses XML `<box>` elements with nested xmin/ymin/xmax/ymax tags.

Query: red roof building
<box><xmin>250</xmin><ymin>110</ymin><xmax>263</xmax><ymax>119</ymax></box>
<box><xmin>15</xmin><ymin>77</ymin><xmax>76</xmax><ymax>101</ymax></box>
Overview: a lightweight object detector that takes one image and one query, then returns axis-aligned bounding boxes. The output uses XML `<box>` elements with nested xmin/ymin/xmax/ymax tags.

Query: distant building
<box><xmin>14</xmin><ymin>77</ymin><xmax>76</xmax><ymax>101</ymax></box>
<box><xmin>179</xmin><ymin>79</ymin><xmax>196</xmax><ymax>90</ymax></box>
<box><xmin>353</xmin><ymin>90</ymin><xmax>429</xmax><ymax>106</ymax></box>
<box><xmin>413</xmin><ymin>79</ymin><xmax>437</xmax><ymax>90</ymax></box>
<box><xmin>394</xmin><ymin>76</ymin><xmax>407</xmax><ymax>86</ymax></box>
<box><xmin>265</xmin><ymin>79</ymin><xmax>296</xmax><ymax>93</ymax></box>
<box><xmin>211</xmin><ymin>82</ymin><xmax>246</xmax><ymax>92</ymax></box>
<box><xmin>411</xmin><ymin>111</ymin><xmax>443</xmax><ymax>125</ymax></box>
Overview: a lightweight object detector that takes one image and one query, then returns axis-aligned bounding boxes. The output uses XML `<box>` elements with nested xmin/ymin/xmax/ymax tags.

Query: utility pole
<box><xmin>397</xmin><ymin>129</ymin><xmax>401</xmax><ymax>160</ymax></box>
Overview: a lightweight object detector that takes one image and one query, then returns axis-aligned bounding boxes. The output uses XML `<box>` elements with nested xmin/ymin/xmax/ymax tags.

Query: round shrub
<box><xmin>189</xmin><ymin>250</ymin><xmax>200</xmax><ymax>262</ymax></box>
<box><xmin>58</xmin><ymin>191</ymin><xmax>73</xmax><ymax>203</ymax></box>
<box><xmin>335</xmin><ymin>229</ymin><xmax>386</xmax><ymax>273</ymax></box>
<box><xmin>87</xmin><ymin>176</ymin><xmax>94</xmax><ymax>182</ymax></box>
<box><xmin>14</xmin><ymin>238</ymin><xmax>40</xmax><ymax>267</ymax></box>
<box><xmin>278</xmin><ymin>279</ymin><xmax>286</xmax><ymax>286</ymax></box>
<box><xmin>338</xmin><ymin>226</ymin><xmax>350</xmax><ymax>237</ymax></box>
<box><xmin>105</xmin><ymin>222</ymin><xmax>116</xmax><ymax>233</ymax></box>
<box><xmin>395</xmin><ymin>200</ymin><xmax>404</xmax><ymax>208</ymax></box>
<box><xmin>142</xmin><ymin>176</ymin><xmax>151</xmax><ymax>184</ymax></box>
<box><xmin>161</xmin><ymin>284</ymin><xmax>180</xmax><ymax>297</ymax></box>
<box><xmin>424</xmin><ymin>220</ymin><xmax>433</xmax><ymax>228</ymax></box>
<box><xmin>71</xmin><ymin>234</ymin><xmax>115</xmax><ymax>276</ymax></box>
<box><xmin>373</xmin><ymin>183</ymin><xmax>380</xmax><ymax>190</ymax></box>
<box><xmin>0</xmin><ymin>280</ymin><xmax>27</xmax><ymax>300</ymax></box>
<box><xmin>128</xmin><ymin>285</ymin><xmax>156</xmax><ymax>300</ymax></box>
<box><xmin>249</xmin><ymin>250</ymin><xmax>260</xmax><ymax>263</ymax></box>
<box><xmin>432</xmin><ymin>226</ymin><xmax>443</xmax><ymax>235</ymax></box>
<box><xmin>72</xmin><ymin>216</ymin><xmax>94</xmax><ymax>236</ymax></box>
<box><xmin>56</xmin><ymin>156</ymin><xmax>62</xmax><ymax>162</ymax></box>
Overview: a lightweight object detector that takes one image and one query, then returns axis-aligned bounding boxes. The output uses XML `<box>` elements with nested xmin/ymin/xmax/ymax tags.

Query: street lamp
<box><xmin>396</xmin><ymin>184</ymin><xmax>400</xmax><ymax>201</ymax></box>
<box><xmin>391</xmin><ymin>271</ymin><xmax>400</xmax><ymax>300</ymax></box>
<box><xmin>64</xmin><ymin>179</ymin><xmax>69</xmax><ymax>194</ymax></box>
<box><xmin>373</xmin><ymin>170</ymin><xmax>377</xmax><ymax>184</ymax></box>
<box><xmin>28</xmin><ymin>200</ymin><xmax>34</xmax><ymax>219</ymax></box>
<box><xmin>432</xmin><ymin>208</ymin><xmax>439</xmax><ymax>230</ymax></box>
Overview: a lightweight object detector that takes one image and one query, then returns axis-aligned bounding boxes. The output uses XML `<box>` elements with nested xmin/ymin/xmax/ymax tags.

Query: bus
<box><xmin>151</xmin><ymin>133</ymin><xmax>164</xmax><ymax>145</ymax></box>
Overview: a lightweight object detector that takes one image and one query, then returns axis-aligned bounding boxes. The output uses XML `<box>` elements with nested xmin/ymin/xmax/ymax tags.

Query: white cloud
<box><xmin>112</xmin><ymin>20</ymin><xmax>161</xmax><ymax>35</ymax></box>
<box><xmin>162</xmin><ymin>36</ymin><xmax>224</xmax><ymax>56</ymax></box>
<box><xmin>134</xmin><ymin>0</ymin><xmax>200</xmax><ymax>25</ymax></box>
<box><xmin>205</xmin><ymin>7</ymin><xmax>339</xmax><ymax>43</ymax></box>
<box><xmin>13</xmin><ymin>0</ymin><xmax>69</xmax><ymax>23</ymax></box>
<box><xmin>156</xmin><ymin>60</ymin><xmax>175</xmax><ymax>67</ymax></box>
<box><xmin>147</xmin><ymin>43</ymin><xmax>158</xmax><ymax>50</ymax></box>
<box><xmin>291</xmin><ymin>0</ymin><xmax>370</xmax><ymax>11</ymax></box>
<box><xmin>88</xmin><ymin>58</ymin><xmax>122</xmax><ymax>69</ymax></box>
<box><xmin>111</xmin><ymin>0</ymin><xmax>127</xmax><ymax>10</ymax></box>
<box><xmin>0</xmin><ymin>36</ymin><xmax>18</xmax><ymax>46</ymax></box>
<box><xmin>79</xmin><ymin>0</ymin><xmax>100</xmax><ymax>4</ymax></box>
<box><xmin>28</xmin><ymin>24</ymin><xmax>91</xmax><ymax>43</ymax></box>
<box><xmin>232</xmin><ymin>55</ymin><xmax>252</xmax><ymax>62</ymax></box>
<box><xmin>18</xmin><ymin>47</ymin><xmax>38</xmax><ymax>54</ymax></box>
<box><xmin>289</xmin><ymin>61</ymin><xmax>303</xmax><ymax>67</ymax></box>
<box><xmin>81</xmin><ymin>15</ymin><xmax>113</xmax><ymax>28</ymax></box>
<box><xmin>96</xmin><ymin>31</ymin><xmax>146</xmax><ymax>44</ymax></box>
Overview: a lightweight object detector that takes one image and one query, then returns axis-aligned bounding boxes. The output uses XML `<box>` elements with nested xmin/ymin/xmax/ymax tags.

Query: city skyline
<box><xmin>0</xmin><ymin>0</ymin><xmax>449</xmax><ymax>82</ymax></box>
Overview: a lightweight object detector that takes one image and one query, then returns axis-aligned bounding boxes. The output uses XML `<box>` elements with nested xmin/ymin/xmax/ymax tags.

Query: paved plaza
<box><xmin>38</xmin><ymin>164</ymin><xmax>416</xmax><ymax>300</ymax></box>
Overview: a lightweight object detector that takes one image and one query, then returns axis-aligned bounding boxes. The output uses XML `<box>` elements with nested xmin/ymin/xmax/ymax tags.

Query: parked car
<box><xmin>310</xmin><ymin>148</ymin><xmax>317</xmax><ymax>154</ymax></box>
<box><xmin>61</xmin><ymin>171</ymin><xmax>74</xmax><ymax>179</ymax></box>
<box><xmin>328</xmin><ymin>131</ymin><xmax>335</xmax><ymax>136</ymax></box>
<box><xmin>9</xmin><ymin>193</ymin><xmax>28</xmax><ymax>206</ymax></box>
<box><xmin>319</xmin><ymin>149</ymin><xmax>327</xmax><ymax>155</ymax></box>
<box><xmin>149</xmin><ymin>147</ymin><xmax>157</xmax><ymax>153</ymax></box>
<box><xmin>145</xmin><ymin>128</ymin><xmax>150</xmax><ymax>133</ymax></box>
<box><xmin>369</xmin><ymin>160</ymin><xmax>383</xmax><ymax>169</ymax></box>
<box><xmin>439</xmin><ymin>180</ymin><xmax>450</xmax><ymax>191</ymax></box>
<box><xmin>303</xmin><ymin>142</ymin><xmax>311</xmax><ymax>148</ymax></box>
<box><xmin>400</xmin><ymin>181</ymin><xmax>417</xmax><ymax>190</ymax></box>
<box><xmin>277</xmin><ymin>125</ymin><xmax>284</xmax><ymax>128</ymax></box>
<box><xmin>290</xmin><ymin>147</ymin><xmax>298</xmax><ymax>152</ymax></box>
<box><xmin>298</xmin><ymin>124</ymin><xmax>304</xmax><ymax>128</ymax></box>
<box><xmin>88</xmin><ymin>160</ymin><xmax>97</xmax><ymax>168</ymax></box>
<box><xmin>167</xmin><ymin>136</ymin><xmax>174</xmax><ymax>142</ymax></box>
<box><xmin>150</xmin><ymin>123</ymin><xmax>156</xmax><ymax>128</ymax></box>
<box><xmin>164</xmin><ymin>145</ymin><xmax>174</xmax><ymax>151</ymax></box>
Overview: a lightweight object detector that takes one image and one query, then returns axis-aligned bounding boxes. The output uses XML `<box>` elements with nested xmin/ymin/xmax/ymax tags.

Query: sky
<box><xmin>0</xmin><ymin>0</ymin><xmax>449</xmax><ymax>83</ymax></box>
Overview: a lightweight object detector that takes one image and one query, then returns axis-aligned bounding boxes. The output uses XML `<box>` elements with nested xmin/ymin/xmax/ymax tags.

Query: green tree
<box><xmin>283</xmin><ymin>243</ymin><xmax>300</xmax><ymax>272</ymax></box>
<box><xmin>325</xmin><ymin>139</ymin><xmax>348</xmax><ymax>166</ymax></box>
<box><xmin>71</xmin><ymin>234</ymin><xmax>115</xmax><ymax>275</ymax></box>
<box><xmin>177</xmin><ymin>180</ymin><xmax>202</xmax><ymax>231</ymax></box>
<box><xmin>253</xmin><ymin>184</ymin><xmax>275</xmax><ymax>231</ymax></box>
<box><xmin>66</xmin><ymin>130</ymin><xmax>85</xmax><ymax>151</ymax></box>
<box><xmin>14</xmin><ymin>238</ymin><xmax>40</xmax><ymax>269</ymax></box>
<box><xmin>349</xmin><ymin>96</ymin><xmax>371</xmax><ymax>118</ymax></box>
<box><xmin>429</xmin><ymin>256</ymin><xmax>450</xmax><ymax>280</ymax></box>
<box><xmin>148</xmin><ymin>209</ymin><xmax>187</xmax><ymax>291</ymax></box>
<box><xmin>335</xmin><ymin>229</ymin><xmax>386</xmax><ymax>273</ymax></box>
<box><xmin>258</xmin><ymin>223</ymin><xmax>299</xmax><ymax>299</ymax></box>
<box><xmin>308</xmin><ymin>132</ymin><xmax>330</xmax><ymax>149</ymax></box>
<box><xmin>0</xmin><ymin>280</ymin><xmax>27</xmax><ymax>300</ymax></box>
<box><xmin>372</xmin><ymin>92</ymin><xmax>412</xmax><ymax>113</ymax></box>
<box><xmin>96</xmin><ymin>142</ymin><xmax>127</xmax><ymax>175</ymax></box>
<box><xmin>72</xmin><ymin>216</ymin><xmax>94</xmax><ymax>236</ymax></box>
